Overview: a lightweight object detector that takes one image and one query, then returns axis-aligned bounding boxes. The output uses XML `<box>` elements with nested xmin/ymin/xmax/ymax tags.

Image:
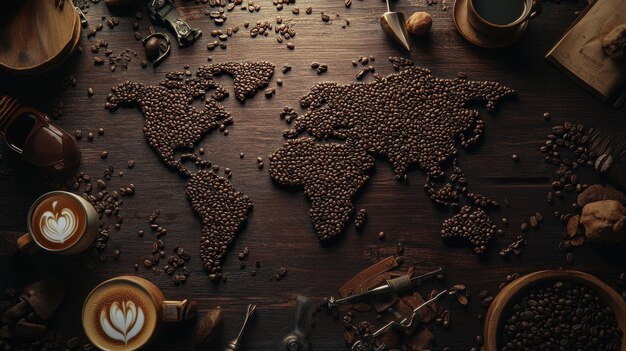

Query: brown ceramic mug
<box><xmin>467</xmin><ymin>0</ymin><xmax>542</xmax><ymax>37</ymax></box>
<box><xmin>17</xmin><ymin>191</ymin><xmax>99</xmax><ymax>255</ymax></box>
<box><xmin>82</xmin><ymin>276</ymin><xmax>197</xmax><ymax>351</ymax></box>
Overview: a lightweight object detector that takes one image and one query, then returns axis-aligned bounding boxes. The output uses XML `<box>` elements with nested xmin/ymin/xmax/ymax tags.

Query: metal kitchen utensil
<box><xmin>75</xmin><ymin>6</ymin><xmax>88</xmax><ymax>26</ymax></box>
<box><xmin>327</xmin><ymin>267</ymin><xmax>443</xmax><ymax>309</ymax></box>
<box><xmin>142</xmin><ymin>32</ymin><xmax>171</xmax><ymax>67</ymax></box>
<box><xmin>380</xmin><ymin>0</ymin><xmax>411</xmax><ymax>52</ymax></box>
<box><xmin>148</xmin><ymin>0</ymin><xmax>201</xmax><ymax>47</ymax></box>
<box><xmin>224</xmin><ymin>304</ymin><xmax>257</xmax><ymax>351</ymax></box>
<box><xmin>351</xmin><ymin>290</ymin><xmax>450</xmax><ymax>351</ymax></box>
<box><xmin>276</xmin><ymin>295</ymin><xmax>312</xmax><ymax>351</ymax></box>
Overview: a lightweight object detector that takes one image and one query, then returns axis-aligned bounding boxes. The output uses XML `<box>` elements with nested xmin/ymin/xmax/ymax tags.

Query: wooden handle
<box><xmin>16</xmin><ymin>233</ymin><xmax>37</xmax><ymax>253</ymax></box>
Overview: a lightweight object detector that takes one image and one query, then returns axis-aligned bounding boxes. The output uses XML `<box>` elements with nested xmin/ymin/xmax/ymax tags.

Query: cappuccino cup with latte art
<box><xmin>18</xmin><ymin>191</ymin><xmax>99</xmax><ymax>254</ymax></box>
<box><xmin>82</xmin><ymin>276</ymin><xmax>197</xmax><ymax>351</ymax></box>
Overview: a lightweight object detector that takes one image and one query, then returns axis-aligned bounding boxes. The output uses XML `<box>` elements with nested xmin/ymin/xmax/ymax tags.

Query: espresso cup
<box><xmin>17</xmin><ymin>191</ymin><xmax>99</xmax><ymax>255</ymax></box>
<box><xmin>467</xmin><ymin>0</ymin><xmax>542</xmax><ymax>37</ymax></box>
<box><xmin>82</xmin><ymin>276</ymin><xmax>197</xmax><ymax>351</ymax></box>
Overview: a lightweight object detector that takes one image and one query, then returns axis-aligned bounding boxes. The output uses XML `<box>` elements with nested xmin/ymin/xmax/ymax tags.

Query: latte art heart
<box><xmin>39</xmin><ymin>200</ymin><xmax>78</xmax><ymax>244</ymax></box>
<box><xmin>99</xmin><ymin>301</ymin><xmax>145</xmax><ymax>345</ymax></box>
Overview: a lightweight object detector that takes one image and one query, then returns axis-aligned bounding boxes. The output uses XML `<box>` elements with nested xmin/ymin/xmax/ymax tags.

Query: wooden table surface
<box><xmin>1</xmin><ymin>0</ymin><xmax>625</xmax><ymax>350</ymax></box>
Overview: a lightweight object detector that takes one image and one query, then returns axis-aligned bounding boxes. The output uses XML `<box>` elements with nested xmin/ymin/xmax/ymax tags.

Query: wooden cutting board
<box><xmin>0</xmin><ymin>0</ymin><xmax>76</xmax><ymax>73</ymax></box>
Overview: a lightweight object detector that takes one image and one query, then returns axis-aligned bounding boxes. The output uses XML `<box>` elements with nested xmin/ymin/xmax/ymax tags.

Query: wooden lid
<box><xmin>20</xmin><ymin>10</ymin><xmax>82</xmax><ymax>76</ymax></box>
<box><xmin>0</xmin><ymin>0</ymin><xmax>77</xmax><ymax>73</ymax></box>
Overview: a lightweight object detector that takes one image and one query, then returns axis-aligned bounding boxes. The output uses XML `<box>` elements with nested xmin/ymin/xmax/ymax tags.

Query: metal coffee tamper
<box><xmin>224</xmin><ymin>304</ymin><xmax>256</xmax><ymax>351</ymax></box>
<box><xmin>276</xmin><ymin>295</ymin><xmax>312</xmax><ymax>351</ymax></box>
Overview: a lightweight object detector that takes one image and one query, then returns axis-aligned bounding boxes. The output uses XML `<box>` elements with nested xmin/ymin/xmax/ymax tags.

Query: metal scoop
<box><xmin>380</xmin><ymin>0</ymin><xmax>411</xmax><ymax>52</ymax></box>
<box><xmin>224</xmin><ymin>304</ymin><xmax>257</xmax><ymax>351</ymax></box>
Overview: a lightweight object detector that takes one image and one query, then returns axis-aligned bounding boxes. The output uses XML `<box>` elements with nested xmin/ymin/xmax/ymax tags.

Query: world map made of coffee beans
<box><xmin>106</xmin><ymin>60</ymin><xmax>515</xmax><ymax>278</ymax></box>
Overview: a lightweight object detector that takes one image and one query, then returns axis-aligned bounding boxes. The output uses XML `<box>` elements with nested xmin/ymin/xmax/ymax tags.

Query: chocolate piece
<box><xmin>13</xmin><ymin>319</ymin><xmax>47</xmax><ymax>340</ymax></box>
<box><xmin>21</xmin><ymin>277</ymin><xmax>65</xmax><ymax>320</ymax></box>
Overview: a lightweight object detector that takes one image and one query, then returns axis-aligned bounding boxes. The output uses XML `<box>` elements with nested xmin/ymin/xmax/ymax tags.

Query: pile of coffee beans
<box><xmin>539</xmin><ymin>122</ymin><xmax>599</xmax><ymax>260</ymax></box>
<box><xmin>186</xmin><ymin>170</ymin><xmax>253</xmax><ymax>281</ymax></box>
<box><xmin>501</xmin><ymin>281</ymin><xmax>622</xmax><ymax>351</ymax></box>
<box><xmin>274</xmin><ymin>65</ymin><xmax>513</xmax><ymax>239</ymax></box>
<box><xmin>107</xmin><ymin>62</ymin><xmax>272</xmax><ymax>277</ymax></box>
<box><xmin>285</xmin><ymin>66</ymin><xmax>514</xmax><ymax>180</ymax></box>
<box><xmin>269</xmin><ymin>137</ymin><xmax>374</xmax><ymax>241</ymax></box>
<box><xmin>198</xmin><ymin>62</ymin><xmax>275</xmax><ymax>101</ymax></box>
<box><xmin>388</xmin><ymin>56</ymin><xmax>415</xmax><ymax>70</ymax></box>
<box><xmin>106</xmin><ymin>62</ymin><xmax>274</xmax><ymax>170</ymax></box>
<box><xmin>280</xmin><ymin>106</ymin><xmax>298</xmax><ymax>124</ymax></box>
<box><xmin>440</xmin><ymin>206</ymin><xmax>496</xmax><ymax>254</ymax></box>
<box><xmin>541</xmin><ymin>122</ymin><xmax>594</xmax><ymax>209</ymax></box>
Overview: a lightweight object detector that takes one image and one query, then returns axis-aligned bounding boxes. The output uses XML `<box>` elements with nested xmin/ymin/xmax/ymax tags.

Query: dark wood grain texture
<box><xmin>1</xmin><ymin>0</ymin><xmax>625</xmax><ymax>350</ymax></box>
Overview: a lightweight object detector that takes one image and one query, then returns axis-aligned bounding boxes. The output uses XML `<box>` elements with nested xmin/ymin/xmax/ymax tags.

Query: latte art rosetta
<box><xmin>99</xmin><ymin>301</ymin><xmax>145</xmax><ymax>345</ymax></box>
<box><xmin>39</xmin><ymin>200</ymin><xmax>78</xmax><ymax>244</ymax></box>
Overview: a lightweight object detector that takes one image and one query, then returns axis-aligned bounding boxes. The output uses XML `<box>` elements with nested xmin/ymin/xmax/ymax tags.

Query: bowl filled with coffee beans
<box><xmin>484</xmin><ymin>270</ymin><xmax>626</xmax><ymax>351</ymax></box>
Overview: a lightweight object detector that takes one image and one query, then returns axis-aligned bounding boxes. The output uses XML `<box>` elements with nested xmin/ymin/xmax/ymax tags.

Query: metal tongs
<box><xmin>327</xmin><ymin>267</ymin><xmax>443</xmax><ymax>309</ymax></box>
<box><xmin>148</xmin><ymin>0</ymin><xmax>201</xmax><ymax>47</ymax></box>
<box><xmin>351</xmin><ymin>290</ymin><xmax>450</xmax><ymax>351</ymax></box>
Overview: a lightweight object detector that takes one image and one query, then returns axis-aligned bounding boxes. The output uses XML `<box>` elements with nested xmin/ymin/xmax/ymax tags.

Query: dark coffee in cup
<box><xmin>465</xmin><ymin>0</ymin><xmax>542</xmax><ymax>40</ymax></box>
<box><xmin>471</xmin><ymin>0</ymin><xmax>526</xmax><ymax>25</ymax></box>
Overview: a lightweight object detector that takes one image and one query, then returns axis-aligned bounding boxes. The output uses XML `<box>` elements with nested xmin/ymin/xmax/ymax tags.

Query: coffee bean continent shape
<box><xmin>273</xmin><ymin>65</ymin><xmax>514</xmax><ymax>241</ymax></box>
<box><xmin>187</xmin><ymin>170</ymin><xmax>253</xmax><ymax>277</ymax></box>
<box><xmin>106</xmin><ymin>62</ymin><xmax>273</xmax><ymax>276</ymax></box>
<box><xmin>269</xmin><ymin>137</ymin><xmax>374</xmax><ymax>241</ymax></box>
<box><xmin>440</xmin><ymin>205</ymin><xmax>496</xmax><ymax>254</ymax></box>
<box><xmin>106</xmin><ymin>62</ymin><xmax>274</xmax><ymax>170</ymax></box>
<box><xmin>285</xmin><ymin>66</ymin><xmax>515</xmax><ymax>179</ymax></box>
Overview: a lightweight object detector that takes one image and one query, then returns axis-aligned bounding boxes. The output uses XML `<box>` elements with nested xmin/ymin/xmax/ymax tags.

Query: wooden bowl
<box><xmin>0</xmin><ymin>0</ymin><xmax>77</xmax><ymax>74</ymax></box>
<box><xmin>484</xmin><ymin>270</ymin><xmax>626</xmax><ymax>351</ymax></box>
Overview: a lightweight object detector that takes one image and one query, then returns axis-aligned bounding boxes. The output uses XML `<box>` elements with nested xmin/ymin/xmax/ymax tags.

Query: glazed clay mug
<box><xmin>82</xmin><ymin>276</ymin><xmax>197</xmax><ymax>351</ymax></box>
<box><xmin>467</xmin><ymin>0</ymin><xmax>542</xmax><ymax>37</ymax></box>
<box><xmin>17</xmin><ymin>191</ymin><xmax>99</xmax><ymax>255</ymax></box>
